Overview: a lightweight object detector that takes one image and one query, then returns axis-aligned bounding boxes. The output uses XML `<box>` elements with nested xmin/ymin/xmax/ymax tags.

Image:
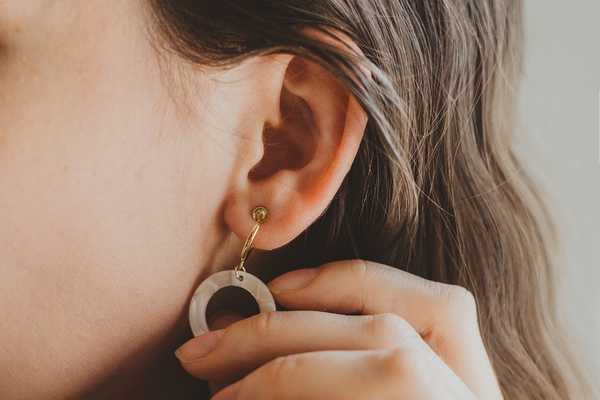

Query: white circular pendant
<box><xmin>188</xmin><ymin>269</ymin><xmax>276</xmax><ymax>337</ymax></box>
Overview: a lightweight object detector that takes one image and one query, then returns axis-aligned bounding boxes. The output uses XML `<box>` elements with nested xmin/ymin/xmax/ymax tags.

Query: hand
<box><xmin>175</xmin><ymin>259</ymin><xmax>503</xmax><ymax>399</ymax></box>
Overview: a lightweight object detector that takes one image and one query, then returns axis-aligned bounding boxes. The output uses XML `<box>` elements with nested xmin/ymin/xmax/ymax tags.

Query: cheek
<box><xmin>0</xmin><ymin>5</ymin><xmax>233</xmax><ymax>398</ymax></box>
<box><xmin>0</xmin><ymin>64</ymin><xmax>231</xmax><ymax>400</ymax></box>
<box><xmin>0</xmin><ymin>120</ymin><xmax>230</xmax><ymax>397</ymax></box>
<box><xmin>0</xmin><ymin>3</ymin><xmax>238</xmax><ymax>395</ymax></box>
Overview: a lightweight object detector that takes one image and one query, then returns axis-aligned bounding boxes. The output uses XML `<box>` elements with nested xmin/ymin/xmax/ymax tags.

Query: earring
<box><xmin>188</xmin><ymin>206</ymin><xmax>276</xmax><ymax>337</ymax></box>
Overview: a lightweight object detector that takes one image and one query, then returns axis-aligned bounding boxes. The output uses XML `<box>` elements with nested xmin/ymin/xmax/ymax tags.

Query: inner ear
<box><xmin>248</xmin><ymin>61</ymin><xmax>318</xmax><ymax>182</ymax></box>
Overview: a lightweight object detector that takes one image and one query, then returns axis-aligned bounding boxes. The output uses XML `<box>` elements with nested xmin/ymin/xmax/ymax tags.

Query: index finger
<box><xmin>267</xmin><ymin>259</ymin><xmax>501</xmax><ymax>399</ymax></box>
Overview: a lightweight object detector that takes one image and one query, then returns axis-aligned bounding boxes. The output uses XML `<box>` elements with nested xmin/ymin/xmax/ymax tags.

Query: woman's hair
<box><xmin>145</xmin><ymin>1</ymin><xmax>588</xmax><ymax>398</ymax></box>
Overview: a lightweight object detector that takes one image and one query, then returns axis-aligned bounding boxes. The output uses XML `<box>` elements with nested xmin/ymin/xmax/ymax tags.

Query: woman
<box><xmin>0</xmin><ymin>1</ymin><xmax>588</xmax><ymax>399</ymax></box>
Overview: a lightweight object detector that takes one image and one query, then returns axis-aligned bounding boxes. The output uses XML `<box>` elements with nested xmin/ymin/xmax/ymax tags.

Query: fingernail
<box><xmin>175</xmin><ymin>329</ymin><xmax>225</xmax><ymax>361</ymax></box>
<box><xmin>212</xmin><ymin>381</ymin><xmax>241</xmax><ymax>400</ymax></box>
<box><xmin>269</xmin><ymin>268</ymin><xmax>319</xmax><ymax>293</ymax></box>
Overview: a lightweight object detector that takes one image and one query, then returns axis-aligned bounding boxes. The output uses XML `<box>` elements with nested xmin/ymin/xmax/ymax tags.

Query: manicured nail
<box><xmin>212</xmin><ymin>381</ymin><xmax>241</xmax><ymax>400</ymax></box>
<box><xmin>175</xmin><ymin>329</ymin><xmax>225</xmax><ymax>361</ymax></box>
<box><xmin>269</xmin><ymin>268</ymin><xmax>319</xmax><ymax>293</ymax></box>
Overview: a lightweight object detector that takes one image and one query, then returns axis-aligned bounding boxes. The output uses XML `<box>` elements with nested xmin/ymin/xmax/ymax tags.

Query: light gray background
<box><xmin>521</xmin><ymin>0</ymin><xmax>600</xmax><ymax>385</ymax></box>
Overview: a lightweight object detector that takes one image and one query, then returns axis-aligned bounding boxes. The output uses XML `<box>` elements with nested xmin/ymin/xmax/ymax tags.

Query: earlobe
<box><xmin>224</xmin><ymin>31</ymin><xmax>369</xmax><ymax>251</ymax></box>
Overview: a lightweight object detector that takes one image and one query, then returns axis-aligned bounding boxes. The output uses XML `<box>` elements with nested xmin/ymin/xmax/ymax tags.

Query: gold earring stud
<box><xmin>252</xmin><ymin>206</ymin><xmax>268</xmax><ymax>224</ymax></box>
<box><xmin>235</xmin><ymin>206</ymin><xmax>269</xmax><ymax>281</ymax></box>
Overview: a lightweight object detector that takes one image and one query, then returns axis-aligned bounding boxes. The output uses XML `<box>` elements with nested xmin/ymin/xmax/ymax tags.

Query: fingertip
<box><xmin>175</xmin><ymin>329</ymin><xmax>225</xmax><ymax>362</ymax></box>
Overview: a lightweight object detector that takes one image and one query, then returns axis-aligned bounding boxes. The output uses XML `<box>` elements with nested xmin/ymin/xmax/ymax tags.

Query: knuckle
<box><xmin>366</xmin><ymin>313</ymin><xmax>416</xmax><ymax>347</ymax></box>
<box><xmin>445</xmin><ymin>284</ymin><xmax>477</xmax><ymax>317</ymax></box>
<box><xmin>263</xmin><ymin>354</ymin><xmax>302</xmax><ymax>384</ymax></box>
<box><xmin>346</xmin><ymin>258</ymin><xmax>370</xmax><ymax>279</ymax></box>
<box><xmin>378</xmin><ymin>346</ymin><xmax>428</xmax><ymax>383</ymax></box>
<box><xmin>433</xmin><ymin>283</ymin><xmax>478</xmax><ymax>326</ymax></box>
<box><xmin>378</xmin><ymin>347</ymin><xmax>412</xmax><ymax>379</ymax></box>
<box><xmin>252</xmin><ymin>310</ymin><xmax>281</xmax><ymax>338</ymax></box>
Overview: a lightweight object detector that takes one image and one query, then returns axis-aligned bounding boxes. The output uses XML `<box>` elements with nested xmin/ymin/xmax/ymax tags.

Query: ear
<box><xmin>223</xmin><ymin>29</ymin><xmax>369</xmax><ymax>250</ymax></box>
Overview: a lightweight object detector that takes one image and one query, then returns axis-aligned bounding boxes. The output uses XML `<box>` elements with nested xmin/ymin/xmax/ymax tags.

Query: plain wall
<box><xmin>521</xmin><ymin>0</ymin><xmax>600</xmax><ymax>383</ymax></box>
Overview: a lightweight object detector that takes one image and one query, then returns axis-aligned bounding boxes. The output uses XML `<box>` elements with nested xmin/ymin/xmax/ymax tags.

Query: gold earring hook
<box><xmin>234</xmin><ymin>206</ymin><xmax>268</xmax><ymax>281</ymax></box>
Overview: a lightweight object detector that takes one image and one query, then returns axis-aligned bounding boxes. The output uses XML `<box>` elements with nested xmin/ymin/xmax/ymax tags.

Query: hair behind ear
<box><xmin>148</xmin><ymin>1</ymin><xmax>591</xmax><ymax>398</ymax></box>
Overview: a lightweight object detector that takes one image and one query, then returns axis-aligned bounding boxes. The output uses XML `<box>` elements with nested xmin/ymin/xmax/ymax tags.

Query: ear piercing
<box><xmin>234</xmin><ymin>206</ymin><xmax>268</xmax><ymax>281</ymax></box>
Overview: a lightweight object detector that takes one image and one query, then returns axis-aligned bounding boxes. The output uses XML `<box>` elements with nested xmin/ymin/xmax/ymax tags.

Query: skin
<box><xmin>176</xmin><ymin>260</ymin><xmax>502</xmax><ymax>399</ymax></box>
<box><xmin>0</xmin><ymin>1</ymin><xmax>500</xmax><ymax>399</ymax></box>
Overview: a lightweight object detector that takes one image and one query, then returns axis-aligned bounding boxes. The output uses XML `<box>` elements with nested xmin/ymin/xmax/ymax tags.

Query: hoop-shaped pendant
<box><xmin>188</xmin><ymin>269</ymin><xmax>276</xmax><ymax>337</ymax></box>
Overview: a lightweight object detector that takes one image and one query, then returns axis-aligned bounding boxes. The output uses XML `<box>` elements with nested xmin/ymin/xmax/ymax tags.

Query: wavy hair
<box><xmin>146</xmin><ymin>1</ymin><xmax>588</xmax><ymax>398</ymax></box>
